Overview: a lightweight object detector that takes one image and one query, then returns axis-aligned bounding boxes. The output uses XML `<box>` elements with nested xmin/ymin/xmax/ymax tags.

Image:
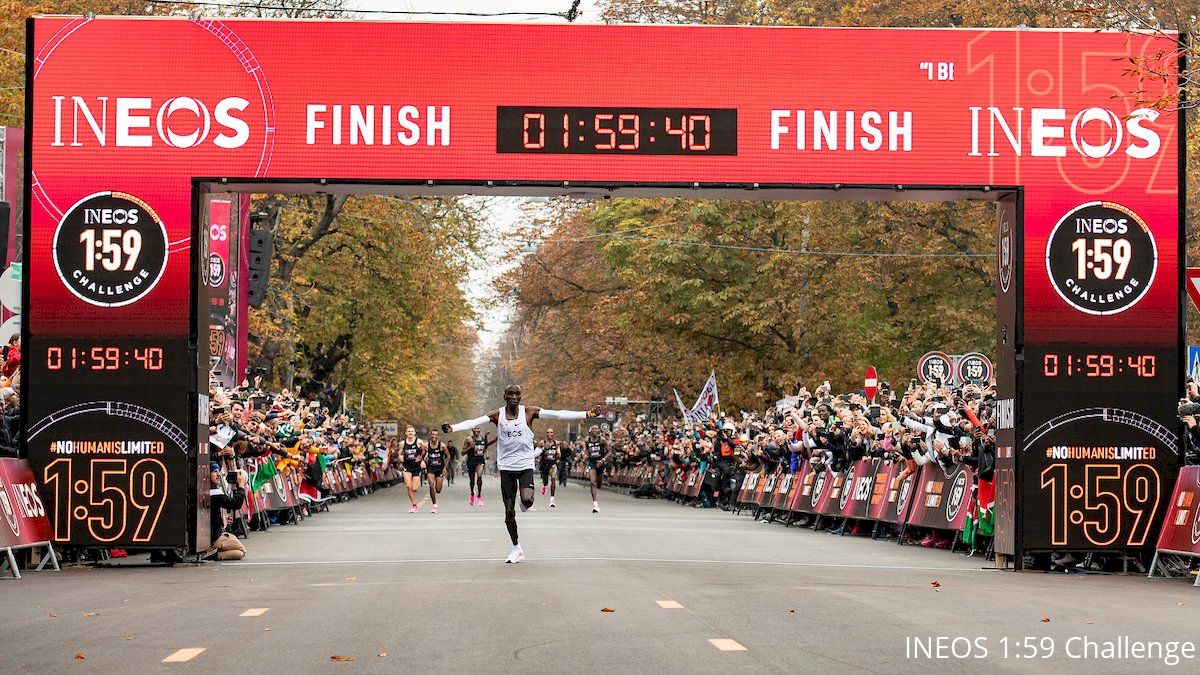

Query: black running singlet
<box><xmin>542</xmin><ymin>441</ymin><xmax>559</xmax><ymax>462</ymax></box>
<box><xmin>471</xmin><ymin>438</ymin><xmax>488</xmax><ymax>459</ymax></box>
<box><xmin>587</xmin><ymin>439</ymin><xmax>604</xmax><ymax>460</ymax></box>
<box><xmin>402</xmin><ymin>440</ymin><xmax>421</xmax><ymax>463</ymax></box>
<box><xmin>426</xmin><ymin>443</ymin><xmax>446</xmax><ymax>469</ymax></box>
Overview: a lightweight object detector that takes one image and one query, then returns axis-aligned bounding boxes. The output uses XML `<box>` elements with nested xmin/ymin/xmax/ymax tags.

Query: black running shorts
<box><xmin>500</xmin><ymin>469</ymin><xmax>535</xmax><ymax>502</ymax></box>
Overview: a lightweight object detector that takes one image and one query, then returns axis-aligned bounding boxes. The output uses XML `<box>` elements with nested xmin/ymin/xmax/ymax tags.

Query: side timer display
<box><xmin>497</xmin><ymin>107</ymin><xmax>737</xmax><ymax>155</ymax></box>
<box><xmin>1022</xmin><ymin>345</ymin><xmax>1177</xmax><ymax>549</ymax></box>
<box><xmin>24</xmin><ymin>336</ymin><xmax>191</xmax><ymax>547</ymax></box>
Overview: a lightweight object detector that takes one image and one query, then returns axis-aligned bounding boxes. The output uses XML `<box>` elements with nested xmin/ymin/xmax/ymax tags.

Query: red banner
<box><xmin>1155</xmin><ymin>466</ymin><xmax>1200</xmax><ymax>555</ymax></box>
<box><xmin>0</xmin><ymin>458</ymin><xmax>54</xmax><ymax>549</ymax></box>
<box><xmin>903</xmin><ymin>463</ymin><xmax>973</xmax><ymax>531</ymax></box>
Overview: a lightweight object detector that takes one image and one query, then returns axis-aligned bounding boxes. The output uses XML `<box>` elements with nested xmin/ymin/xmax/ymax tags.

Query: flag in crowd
<box><xmin>674</xmin><ymin>371</ymin><xmax>720</xmax><ymax>424</ymax></box>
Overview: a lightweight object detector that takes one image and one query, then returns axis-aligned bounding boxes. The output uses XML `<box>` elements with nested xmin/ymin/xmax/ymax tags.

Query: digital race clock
<box><xmin>497</xmin><ymin>107</ymin><xmax>737</xmax><ymax>155</ymax></box>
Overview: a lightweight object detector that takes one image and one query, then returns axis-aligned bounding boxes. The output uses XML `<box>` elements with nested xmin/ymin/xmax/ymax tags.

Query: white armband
<box><xmin>450</xmin><ymin>416</ymin><xmax>491</xmax><ymax>433</ymax></box>
<box><xmin>538</xmin><ymin>409</ymin><xmax>588</xmax><ymax>421</ymax></box>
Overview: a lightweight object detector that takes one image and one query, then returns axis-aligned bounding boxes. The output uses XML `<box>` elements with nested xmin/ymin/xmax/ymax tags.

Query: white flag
<box><xmin>682</xmin><ymin>371</ymin><xmax>720</xmax><ymax>424</ymax></box>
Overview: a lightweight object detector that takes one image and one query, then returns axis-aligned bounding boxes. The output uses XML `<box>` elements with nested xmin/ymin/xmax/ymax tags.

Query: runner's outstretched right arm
<box><xmin>444</xmin><ymin>411</ymin><xmax>498</xmax><ymax>434</ymax></box>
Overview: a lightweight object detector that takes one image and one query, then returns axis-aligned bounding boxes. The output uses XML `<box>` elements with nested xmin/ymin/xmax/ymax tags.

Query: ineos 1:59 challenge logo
<box><xmin>53</xmin><ymin>192</ymin><xmax>169</xmax><ymax>307</ymax></box>
<box><xmin>1045</xmin><ymin>202</ymin><xmax>1157</xmax><ymax>316</ymax></box>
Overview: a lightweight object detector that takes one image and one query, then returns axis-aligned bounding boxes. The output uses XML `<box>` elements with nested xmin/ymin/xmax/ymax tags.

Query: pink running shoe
<box><xmin>431</xmin><ymin>504</ymin><xmax>439</xmax><ymax>514</ymax></box>
<box><xmin>468</xmin><ymin>494</ymin><xmax>475</xmax><ymax>506</ymax></box>
<box><xmin>477</xmin><ymin>497</ymin><xmax>483</xmax><ymax>508</ymax></box>
<box><xmin>410</xmin><ymin>504</ymin><xmax>419</xmax><ymax>513</ymax></box>
<box><xmin>541</xmin><ymin>486</ymin><xmax>547</xmax><ymax>495</ymax></box>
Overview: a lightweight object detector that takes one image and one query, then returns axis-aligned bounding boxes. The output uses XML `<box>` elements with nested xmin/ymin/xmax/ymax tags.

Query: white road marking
<box><xmin>708</xmin><ymin>639</ymin><xmax>747</xmax><ymax>652</ymax></box>
<box><xmin>656</xmin><ymin>600</ymin><xmax>684</xmax><ymax>609</ymax></box>
<box><xmin>225</xmin><ymin>556</ymin><xmax>984</xmax><ymax>572</ymax></box>
<box><xmin>162</xmin><ymin>648</ymin><xmax>206</xmax><ymax>663</ymax></box>
<box><xmin>239</xmin><ymin>608</ymin><xmax>269</xmax><ymax>617</ymax></box>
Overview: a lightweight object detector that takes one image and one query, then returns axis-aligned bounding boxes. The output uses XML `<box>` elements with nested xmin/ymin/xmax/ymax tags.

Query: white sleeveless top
<box><xmin>496</xmin><ymin>405</ymin><xmax>535</xmax><ymax>471</ymax></box>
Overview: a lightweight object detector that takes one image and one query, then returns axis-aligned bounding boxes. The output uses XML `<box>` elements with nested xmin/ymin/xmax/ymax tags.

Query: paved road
<box><xmin>3</xmin><ymin>475</ymin><xmax>1198</xmax><ymax>673</ymax></box>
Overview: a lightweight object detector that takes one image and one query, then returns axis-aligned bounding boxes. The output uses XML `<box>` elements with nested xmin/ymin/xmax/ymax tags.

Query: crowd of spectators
<box><xmin>566</xmin><ymin>377</ymin><xmax>998</xmax><ymax>550</ymax></box>
<box><xmin>0</xmin><ymin>333</ymin><xmax>21</xmax><ymax>457</ymax></box>
<box><xmin>202</xmin><ymin>374</ymin><xmax>413</xmax><ymax>559</ymax></box>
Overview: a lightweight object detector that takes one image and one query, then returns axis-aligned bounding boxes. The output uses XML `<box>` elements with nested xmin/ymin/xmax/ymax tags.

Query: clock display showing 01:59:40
<box><xmin>45</xmin><ymin>344</ymin><xmax>165</xmax><ymax>372</ymax></box>
<box><xmin>1039</xmin><ymin>351</ymin><xmax>1156</xmax><ymax>378</ymax></box>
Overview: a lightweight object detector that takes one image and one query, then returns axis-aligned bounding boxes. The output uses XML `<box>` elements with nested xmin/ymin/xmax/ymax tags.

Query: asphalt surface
<box><xmin>3</xmin><ymin>475</ymin><xmax>1199</xmax><ymax>673</ymax></box>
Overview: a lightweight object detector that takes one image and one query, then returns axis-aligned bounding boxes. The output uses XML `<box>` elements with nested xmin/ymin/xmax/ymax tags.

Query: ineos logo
<box><xmin>946</xmin><ymin>470</ymin><xmax>968</xmax><ymax>521</ymax></box>
<box><xmin>969</xmin><ymin>106</ymin><xmax>1161</xmax><ymax>159</ymax></box>
<box><xmin>51</xmin><ymin>96</ymin><xmax>251</xmax><ymax>149</ymax></box>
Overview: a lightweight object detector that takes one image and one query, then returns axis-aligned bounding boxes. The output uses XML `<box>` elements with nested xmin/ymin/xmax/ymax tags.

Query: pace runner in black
<box><xmin>465</xmin><ymin>427</ymin><xmax>494</xmax><ymax>508</ymax></box>
<box><xmin>539</xmin><ymin>429</ymin><xmax>562</xmax><ymax>508</ymax></box>
<box><xmin>398</xmin><ymin>425</ymin><xmax>426</xmax><ymax>513</ymax></box>
<box><xmin>584</xmin><ymin>425</ymin><xmax>608</xmax><ymax>513</ymax></box>
<box><xmin>444</xmin><ymin>385</ymin><xmax>599</xmax><ymax>563</ymax></box>
<box><xmin>425</xmin><ymin>429</ymin><xmax>448</xmax><ymax>514</ymax></box>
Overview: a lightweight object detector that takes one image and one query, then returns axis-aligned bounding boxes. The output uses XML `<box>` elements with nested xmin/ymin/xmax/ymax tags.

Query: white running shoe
<box><xmin>592</xmin><ymin>501</ymin><xmax>599</xmax><ymax>513</ymax></box>
<box><xmin>549</xmin><ymin>497</ymin><xmax>556</xmax><ymax>507</ymax></box>
<box><xmin>410</xmin><ymin>504</ymin><xmax>418</xmax><ymax>513</ymax></box>
<box><xmin>431</xmin><ymin>504</ymin><xmax>438</xmax><ymax>514</ymax></box>
<box><xmin>505</xmin><ymin>545</ymin><xmax>524</xmax><ymax>564</ymax></box>
<box><xmin>477</xmin><ymin>498</ymin><xmax>484</xmax><ymax>508</ymax></box>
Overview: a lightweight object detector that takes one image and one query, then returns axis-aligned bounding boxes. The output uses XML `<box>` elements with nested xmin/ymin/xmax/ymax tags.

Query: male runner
<box><xmin>425</xmin><ymin>429</ymin><xmax>448</xmax><ymax>514</ymax></box>
<box><xmin>539</xmin><ymin>429</ymin><xmax>562</xmax><ymax>507</ymax></box>
<box><xmin>443</xmin><ymin>385</ymin><xmax>598</xmax><ymax>563</ymax></box>
<box><xmin>465</xmin><ymin>428</ymin><xmax>494</xmax><ymax>507</ymax></box>
<box><xmin>398</xmin><ymin>425</ymin><xmax>426</xmax><ymax>513</ymax></box>
<box><xmin>584</xmin><ymin>425</ymin><xmax>608</xmax><ymax>513</ymax></box>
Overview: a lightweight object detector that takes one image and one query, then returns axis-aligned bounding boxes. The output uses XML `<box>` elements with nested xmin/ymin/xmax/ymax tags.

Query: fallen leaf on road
<box><xmin>47</xmin><ymin>613</ymin><xmax>57</xmax><ymax>618</ymax></box>
<box><xmin>378</xmin><ymin>653</ymin><xmax>387</xmax><ymax>657</ymax></box>
<box><xmin>1041</xmin><ymin>617</ymin><xmax>1051</xmax><ymax>623</ymax></box>
<box><xmin>331</xmin><ymin>655</ymin><xmax>355</xmax><ymax>662</ymax></box>
<box><xmin>1086</xmin><ymin>621</ymin><xmax>1094</xmax><ymax>625</ymax></box>
<box><xmin>82</xmin><ymin>612</ymin><xmax>100</xmax><ymax>618</ymax></box>
<box><xmin>124</xmin><ymin>636</ymin><xmax>136</xmax><ymax>641</ymax></box>
<box><xmin>263</xmin><ymin>628</ymin><xmax>272</xmax><ymax>632</ymax></box>
<box><xmin>600</xmin><ymin>607</ymin><xmax>615</xmax><ymax>613</ymax></box>
<box><xmin>346</xmin><ymin>576</ymin><xmax>357</xmax><ymax>581</ymax></box>
<box><xmin>1177</xmin><ymin>602</ymin><xmax>1186</xmax><ymax>607</ymax></box>
<box><xmin>74</xmin><ymin>654</ymin><xmax>86</xmax><ymax>660</ymax></box>
<box><xmin>788</xmin><ymin>609</ymin><xmax>795</xmax><ymax>613</ymax></box>
<box><xmin>930</xmin><ymin>581</ymin><xmax>941</xmax><ymax>591</ymax></box>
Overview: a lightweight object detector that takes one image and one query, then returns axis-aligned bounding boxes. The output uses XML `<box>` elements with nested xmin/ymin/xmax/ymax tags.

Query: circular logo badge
<box><xmin>53</xmin><ymin>192</ymin><xmax>169</xmax><ymax>307</ymax></box>
<box><xmin>810</xmin><ymin>470</ymin><xmax>826</xmax><ymax>506</ymax></box>
<box><xmin>1045</xmin><ymin>202</ymin><xmax>1157</xmax><ymax>316</ymax></box>
<box><xmin>208</xmin><ymin>253</ymin><xmax>226</xmax><ymax>288</ymax></box>
<box><xmin>0</xmin><ymin>486</ymin><xmax>18</xmax><ymax>537</ymax></box>
<box><xmin>945</xmin><ymin>469</ymin><xmax>968</xmax><ymax>521</ymax></box>
<box><xmin>957</xmin><ymin>352</ymin><xmax>993</xmax><ymax>384</ymax></box>
<box><xmin>998</xmin><ymin>216</ymin><xmax>1013</xmax><ymax>294</ymax></box>
<box><xmin>917</xmin><ymin>351</ymin><xmax>954</xmax><ymax>385</ymax></box>
<box><xmin>896</xmin><ymin>475</ymin><xmax>912</xmax><ymax>512</ymax></box>
<box><xmin>839</xmin><ymin>468</ymin><xmax>855</xmax><ymax>509</ymax></box>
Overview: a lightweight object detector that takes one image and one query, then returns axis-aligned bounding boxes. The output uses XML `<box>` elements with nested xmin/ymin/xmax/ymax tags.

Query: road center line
<box><xmin>162</xmin><ymin>648</ymin><xmax>206</xmax><ymax>663</ymax></box>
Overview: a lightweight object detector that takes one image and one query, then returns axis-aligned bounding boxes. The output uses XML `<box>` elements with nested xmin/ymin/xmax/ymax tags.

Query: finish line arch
<box><xmin>21</xmin><ymin>18</ymin><xmax>1183</xmax><ymax>561</ymax></box>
